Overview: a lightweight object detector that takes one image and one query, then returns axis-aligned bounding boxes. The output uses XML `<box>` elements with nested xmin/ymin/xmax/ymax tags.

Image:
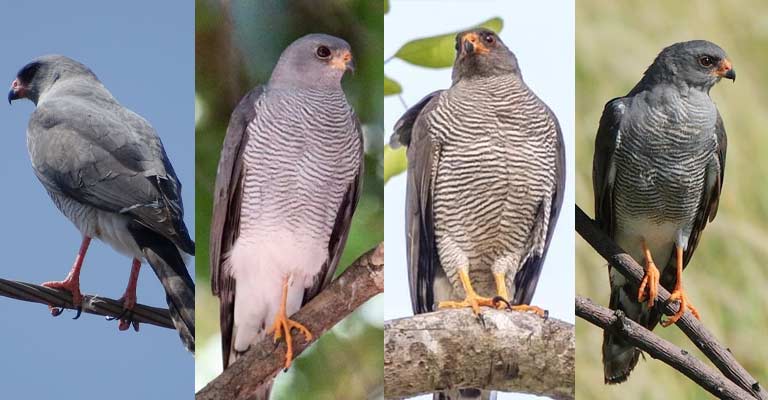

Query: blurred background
<box><xmin>194</xmin><ymin>0</ymin><xmax>384</xmax><ymax>398</ymax></box>
<box><xmin>576</xmin><ymin>1</ymin><xmax>768</xmax><ymax>398</ymax></box>
<box><xmin>384</xmin><ymin>1</ymin><xmax>575</xmax><ymax>398</ymax></box>
<box><xmin>0</xmin><ymin>2</ymin><xmax>193</xmax><ymax>399</ymax></box>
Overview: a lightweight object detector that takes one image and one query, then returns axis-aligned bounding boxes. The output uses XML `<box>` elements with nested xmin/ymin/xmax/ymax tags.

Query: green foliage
<box><xmin>384</xmin><ymin>75</ymin><xmax>401</xmax><ymax>95</ymax></box>
<box><xmin>392</xmin><ymin>17</ymin><xmax>503</xmax><ymax>68</ymax></box>
<box><xmin>576</xmin><ymin>1</ymin><xmax>768</xmax><ymax>398</ymax></box>
<box><xmin>384</xmin><ymin>145</ymin><xmax>406</xmax><ymax>183</ymax></box>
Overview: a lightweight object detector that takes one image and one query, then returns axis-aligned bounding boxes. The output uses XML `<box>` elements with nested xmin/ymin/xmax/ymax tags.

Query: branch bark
<box><xmin>384</xmin><ymin>309</ymin><xmax>575</xmax><ymax>399</ymax></box>
<box><xmin>576</xmin><ymin>205</ymin><xmax>766</xmax><ymax>399</ymax></box>
<box><xmin>196</xmin><ymin>243</ymin><xmax>384</xmax><ymax>400</ymax></box>
<box><xmin>577</xmin><ymin>296</ymin><xmax>753</xmax><ymax>399</ymax></box>
<box><xmin>0</xmin><ymin>278</ymin><xmax>173</xmax><ymax>329</ymax></box>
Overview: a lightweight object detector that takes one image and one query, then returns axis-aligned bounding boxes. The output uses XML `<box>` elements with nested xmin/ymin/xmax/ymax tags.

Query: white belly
<box><xmin>227</xmin><ymin>228</ymin><xmax>327</xmax><ymax>352</ymax></box>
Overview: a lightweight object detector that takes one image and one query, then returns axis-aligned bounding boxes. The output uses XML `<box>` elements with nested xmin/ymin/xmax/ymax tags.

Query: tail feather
<box><xmin>602</xmin><ymin>283</ymin><xmax>641</xmax><ymax>383</ymax></box>
<box><xmin>130</xmin><ymin>223</ymin><xmax>195</xmax><ymax>352</ymax></box>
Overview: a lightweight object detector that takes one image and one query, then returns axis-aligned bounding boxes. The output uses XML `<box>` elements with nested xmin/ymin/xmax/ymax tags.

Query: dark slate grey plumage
<box><xmin>209</xmin><ymin>34</ymin><xmax>362</xmax><ymax>378</ymax></box>
<box><xmin>391</xmin><ymin>29</ymin><xmax>564</xmax><ymax>400</ymax></box>
<box><xmin>594</xmin><ymin>40</ymin><xmax>732</xmax><ymax>384</ymax></box>
<box><xmin>8</xmin><ymin>55</ymin><xmax>195</xmax><ymax>351</ymax></box>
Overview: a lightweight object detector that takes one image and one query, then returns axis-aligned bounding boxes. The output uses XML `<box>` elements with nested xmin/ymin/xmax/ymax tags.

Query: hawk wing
<box><xmin>209</xmin><ymin>86</ymin><xmax>263</xmax><ymax>367</ymax></box>
<box><xmin>302</xmin><ymin>116</ymin><xmax>364</xmax><ymax>302</ymax></box>
<box><xmin>391</xmin><ymin>91</ymin><xmax>444</xmax><ymax>314</ymax></box>
<box><xmin>593</xmin><ymin>97</ymin><xmax>628</xmax><ymax>237</ymax></box>
<box><xmin>512</xmin><ymin>107</ymin><xmax>566</xmax><ymax>305</ymax></box>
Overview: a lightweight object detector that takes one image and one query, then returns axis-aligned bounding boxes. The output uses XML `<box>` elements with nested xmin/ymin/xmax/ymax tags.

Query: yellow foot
<box><xmin>510</xmin><ymin>304</ymin><xmax>548</xmax><ymax>318</ymax></box>
<box><xmin>661</xmin><ymin>288</ymin><xmax>700</xmax><ymax>327</ymax></box>
<box><xmin>438</xmin><ymin>293</ymin><xmax>496</xmax><ymax>316</ymax></box>
<box><xmin>638</xmin><ymin>261</ymin><xmax>660</xmax><ymax>307</ymax></box>
<box><xmin>268</xmin><ymin>313</ymin><xmax>312</xmax><ymax>370</ymax></box>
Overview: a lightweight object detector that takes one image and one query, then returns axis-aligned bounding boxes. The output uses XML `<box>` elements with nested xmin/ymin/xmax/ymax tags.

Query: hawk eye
<box><xmin>316</xmin><ymin>46</ymin><xmax>331</xmax><ymax>59</ymax></box>
<box><xmin>484</xmin><ymin>34</ymin><xmax>495</xmax><ymax>44</ymax></box>
<box><xmin>698</xmin><ymin>55</ymin><xmax>715</xmax><ymax>67</ymax></box>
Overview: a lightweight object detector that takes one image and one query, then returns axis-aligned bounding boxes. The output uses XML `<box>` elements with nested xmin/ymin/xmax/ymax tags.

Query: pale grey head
<box><xmin>451</xmin><ymin>28</ymin><xmax>520</xmax><ymax>84</ymax></box>
<box><xmin>636</xmin><ymin>40</ymin><xmax>735</xmax><ymax>92</ymax></box>
<box><xmin>268</xmin><ymin>33</ymin><xmax>354</xmax><ymax>89</ymax></box>
<box><xmin>8</xmin><ymin>55</ymin><xmax>97</xmax><ymax>105</ymax></box>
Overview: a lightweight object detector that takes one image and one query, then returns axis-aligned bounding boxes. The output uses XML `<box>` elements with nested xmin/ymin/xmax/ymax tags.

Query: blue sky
<box><xmin>0</xmin><ymin>2</ymin><xmax>194</xmax><ymax>399</ymax></box>
<box><xmin>384</xmin><ymin>1</ymin><xmax>575</xmax><ymax>399</ymax></box>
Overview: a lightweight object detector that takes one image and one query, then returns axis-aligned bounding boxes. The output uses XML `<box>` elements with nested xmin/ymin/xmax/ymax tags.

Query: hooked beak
<box><xmin>458</xmin><ymin>32</ymin><xmax>489</xmax><ymax>57</ymax></box>
<box><xmin>716</xmin><ymin>58</ymin><xmax>736</xmax><ymax>81</ymax></box>
<box><xmin>8</xmin><ymin>78</ymin><xmax>24</xmax><ymax>104</ymax></box>
<box><xmin>332</xmin><ymin>50</ymin><xmax>355</xmax><ymax>74</ymax></box>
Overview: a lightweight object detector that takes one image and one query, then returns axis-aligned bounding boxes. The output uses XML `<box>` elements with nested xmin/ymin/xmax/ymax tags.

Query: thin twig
<box><xmin>576</xmin><ymin>205</ymin><xmax>766</xmax><ymax>399</ymax></box>
<box><xmin>196</xmin><ymin>243</ymin><xmax>384</xmax><ymax>400</ymax></box>
<box><xmin>0</xmin><ymin>278</ymin><xmax>173</xmax><ymax>329</ymax></box>
<box><xmin>577</xmin><ymin>296</ymin><xmax>753</xmax><ymax>400</ymax></box>
<box><xmin>384</xmin><ymin>309</ymin><xmax>575</xmax><ymax>399</ymax></box>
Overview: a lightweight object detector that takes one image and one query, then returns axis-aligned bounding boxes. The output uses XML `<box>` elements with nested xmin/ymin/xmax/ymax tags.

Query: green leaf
<box><xmin>393</xmin><ymin>17</ymin><xmax>504</xmax><ymax>68</ymax></box>
<box><xmin>384</xmin><ymin>0</ymin><xmax>389</xmax><ymax>14</ymax></box>
<box><xmin>384</xmin><ymin>75</ymin><xmax>402</xmax><ymax>96</ymax></box>
<box><xmin>384</xmin><ymin>145</ymin><xmax>407</xmax><ymax>183</ymax></box>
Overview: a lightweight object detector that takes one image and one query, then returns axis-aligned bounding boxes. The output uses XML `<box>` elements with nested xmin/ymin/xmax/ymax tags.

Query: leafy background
<box><xmin>384</xmin><ymin>1</ymin><xmax>575</xmax><ymax>398</ymax></box>
<box><xmin>576</xmin><ymin>1</ymin><xmax>768</xmax><ymax>398</ymax></box>
<box><xmin>194</xmin><ymin>1</ymin><xmax>384</xmax><ymax>398</ymax></box>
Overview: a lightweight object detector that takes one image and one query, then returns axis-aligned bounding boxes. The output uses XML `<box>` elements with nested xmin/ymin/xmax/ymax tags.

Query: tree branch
<box><xmin>384</xmin><ymin>309</ymin><xmax>575</xmax><ymax>399</ymax></box>
<box><xmin>576</xmin><ymin>296</ymin><xmax>754</xmax><ymax>399</ymax></box>
<box><xmin>576</xmin><ymin>205</ymin><xmax>766</xmax><ymax>399</ymax></box>
<box><xmin>0</xmin><ymin>278</ymin><xmax>173</xmax><ymax>329</ymax></box>
<box><xmin>196</xmin><ymin>243</ymin><xmax>384</xmax><ymax>400</ymax></box>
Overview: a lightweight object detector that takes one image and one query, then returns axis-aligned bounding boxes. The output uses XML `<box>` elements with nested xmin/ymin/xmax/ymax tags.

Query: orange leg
<box><xmin>661</xmin><ymin>246</ymin><xmax>701</xmax><ymax>327</ymax></box>
<box><xmin>438</xmin><ymin>269</ymin><xmax>496</xmax><ymax>316</ymax></box>
<box><xmin>42</xmin><ymin>236</ymin><xmax>91</xmax><ymax>318</ymax></box>
<box><xmin>637</xmin><ymin>239</ymin><xmax>660</xmax><ymax>308</ymax></box>
<box><xmin>492</xmin><ymin>272</ymin><xmax>546</xmax><ymax>316</ymax></box>
<box><xmin>267</xmin><ymin>276</ymin><xmax>313</xmax><ymax>370</ymax></box>
<box><xmin>117</xmin><ymin>259</ymin><xmax>141</xmax><ymax>331</ymax></box>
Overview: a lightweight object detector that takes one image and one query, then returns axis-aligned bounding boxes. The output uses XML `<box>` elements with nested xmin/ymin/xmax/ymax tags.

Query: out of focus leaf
<box><xmin>384</xmin><ymin>145</ymin><xmax>407</xmax><ymax>183</ymax></box>
<box><xmin>393</xmin><ymin>17</ymin><xmax>503</xmax><ymax>68</ymax></box>
<box><xmin>384</xmin><ymin>75</ymin><xmax>402</xmax><ymax>96</ymax></box>
<box><xmin>384</xmin><ymin>0</ymin><xmax>389</xmax><ymax>14</ymax></box>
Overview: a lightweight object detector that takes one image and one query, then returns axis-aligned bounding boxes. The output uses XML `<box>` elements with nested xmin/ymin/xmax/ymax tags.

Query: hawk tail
<box><xmin>130</xmin><ymin>224</ymin><xmax>195</xmax><ymax>352</ymax></box>
<box><xmin>602</xmin><ymin>284</ymin><xmax>641</xmax><ymax>384</ymax></box>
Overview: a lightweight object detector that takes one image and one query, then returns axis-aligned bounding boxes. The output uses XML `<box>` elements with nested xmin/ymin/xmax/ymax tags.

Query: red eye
<box><xmin>484</xmin><ymin>34</ymin><xmax>495</xmax><ymax>44</ymax></box>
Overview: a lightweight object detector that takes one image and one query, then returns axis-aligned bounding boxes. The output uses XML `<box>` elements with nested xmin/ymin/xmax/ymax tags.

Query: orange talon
<box><xmin>438</xmin><ymin>269</ymin><xmax>495</xmax><ymax>315</ymax></box>
<box><xmin>510</xmin><ymin>304</ymin><xmax>548</xmax><ymax>317</ymax></box>
<box><xmin>637</xmin><ymin>239</ymin><xmax>660</xmax><ymax>308</ymax></box>
<box><xmin>267</xmin><ymin>276</ymin><xmax>313</xmax><ymax>370</ymax></box>
<box><xmin>661</xmin><ymin>246</ymin><xmax>700</xmax><ymax>327</ymax></box>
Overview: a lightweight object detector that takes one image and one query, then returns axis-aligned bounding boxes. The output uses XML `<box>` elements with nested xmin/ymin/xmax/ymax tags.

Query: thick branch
<box><xmin>196</xmin><ymin>243</ymin><xmax>384</xmax><ymax>400</ymax></box>
<box><xmin>576</xmin><ymin>205</ymin><xmax>766</xmax><ymax>399</ymax></box>
<box><xmin>0</xmin><ymin>278</ymin><xmax>173</xmax><ymax>329</ymax></box>
<box><xmin>577</xmin><ymin>296</ymin><xmax>753</xmax><ymax>400</ymax></box>
<box><xmin>384</xmin><ymin>309</ymin><xmax>574</xmax><ymax>399</ymax></box>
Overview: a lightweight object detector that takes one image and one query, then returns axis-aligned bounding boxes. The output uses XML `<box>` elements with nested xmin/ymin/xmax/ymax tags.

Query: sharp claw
<box><xmin>491</xmin><ymin>296</ymin><xmax>512</xmax><ymax>310</ymax></box>
<box><xmin>73</xmin><ymin>307</ymin><xmax>82</xmax><ymax>320</ymax></box>
<box><xmin>543</xmin><ymin>309</ymin><xmax>550</xmax><ymax>320</ymax></box>
<box><xmin>50</xmin><ymin>307</ymin><xmax>64</xmax><ymax>317</ymax></box>
<box><xmin>132</xmin><ymin>320</ymin><xmax>140</xmax><ymax>332</ymax></box>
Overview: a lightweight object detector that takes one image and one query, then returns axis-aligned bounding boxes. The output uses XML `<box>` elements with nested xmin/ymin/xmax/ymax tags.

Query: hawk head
<box><xmin>451</xmin><ymin>28</ymin><xmax>520</xmax><ymax>83</ymax></box>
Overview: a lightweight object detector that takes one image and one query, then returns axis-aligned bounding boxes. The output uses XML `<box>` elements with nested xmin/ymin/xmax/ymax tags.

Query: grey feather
<box><xmin>12</xmin><ymin>55</ymin><xmax>194</xmax><ymax>351</ymax></box>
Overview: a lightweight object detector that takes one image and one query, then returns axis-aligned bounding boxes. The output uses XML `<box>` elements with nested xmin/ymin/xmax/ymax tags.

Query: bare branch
<box><xmin>577</xmin><ymin>296</ymin><xmax>754</xmax><ymax>400</ymax></box>
<box><xmin>384</xmin><ymin>309</ymin><xmax>575</xmax><ymax>399</ymax></box>
<box><xmin>196</xmin><ymin>243</ymin><xmax>385</xmax><ymax>400</ymax></box>
<box><xmin>0</xmin><ymin>278</ymin><xmax>173</xmax><ymax>329</ymax></box>
<box><xmin>576</xmin><ymin>205</ymin><xmax>766</xmax><ymax>399</ymax></box>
